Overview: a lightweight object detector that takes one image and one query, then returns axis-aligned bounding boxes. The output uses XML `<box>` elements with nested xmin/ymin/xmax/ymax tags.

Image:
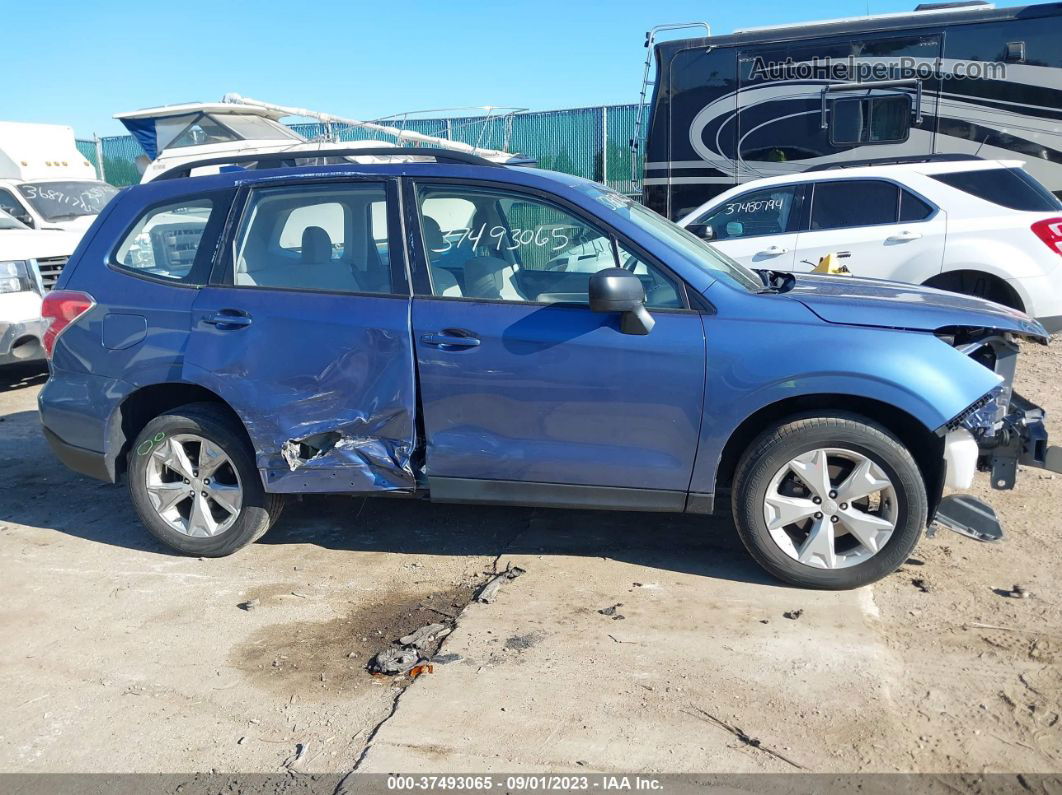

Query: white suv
<box><xmin>679</xmin><ymin>159</ymin><xmax>1062</xmax><ymax>334</ymax></box>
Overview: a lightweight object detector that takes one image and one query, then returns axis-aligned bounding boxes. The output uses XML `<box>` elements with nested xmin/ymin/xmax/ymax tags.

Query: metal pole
<box><xmin>93</xmin><ymin>134</ymin><xmax>106</xmax><ymax>182</ymax></box>
<box><xmin>601</xmin><ymin>106</ymin><xmax>609</xmax><ymax>186</ymax></box>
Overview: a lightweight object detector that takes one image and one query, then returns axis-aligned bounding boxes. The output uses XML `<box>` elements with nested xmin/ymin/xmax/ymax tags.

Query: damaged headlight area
<box><xmin>938</xmin><ymin>327</ymin><xmax>1062</xmax><ymax>490</ymax></box>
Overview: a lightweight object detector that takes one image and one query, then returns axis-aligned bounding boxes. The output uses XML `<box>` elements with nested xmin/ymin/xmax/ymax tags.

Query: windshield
<box><xmin>578</xmin><ymin>184</ymin><xmax>764</xmax><ymax>292</ymax></box>
<box><xmin>17</xmin><ymin>181</ymin><xmax>119</xmax><ymax>222</ymax></box>
<box><xmin>0</xmin><ymin>208</ymin><xmax>27</xmax><ymax>230</ymax></box>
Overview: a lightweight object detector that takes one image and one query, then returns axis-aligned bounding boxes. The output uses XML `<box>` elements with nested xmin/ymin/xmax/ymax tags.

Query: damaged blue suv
<box><xmin>38</xmin><ymin>148</ymin><xmax>1061</xmax><ymax>589</ymax></box>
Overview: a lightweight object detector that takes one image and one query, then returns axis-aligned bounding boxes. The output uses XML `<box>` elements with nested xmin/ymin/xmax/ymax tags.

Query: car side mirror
<box><xmin>588</xmin><ymin>267</ymin><xmax>655</xmax><ymax>336</ymax></box>
<box><xmin>687</xmin><ymin>222</ymin><xmax>713</xmax><ymax>241</ymax></box>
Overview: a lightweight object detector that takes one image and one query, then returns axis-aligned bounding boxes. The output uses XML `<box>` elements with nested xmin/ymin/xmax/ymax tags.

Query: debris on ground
<box><xmin>282</xmin><ymin>742</ymin><xmax>307</xmax><ymax>769</ymax></box>
<box><xmin>683</xmin><ymin>705</ymin><xmax>804</xmax><ymax>770</ymax></box>
<box><xmin>783</xmin><ymin>609</ymin><xmax>803</xmax><ymax>620</ymax></box>
<box><xmin>237</xmin><ymin>598</ymin><xmax>260</xmax><ymax>611</ymax></box>
<box><xmin>367</xmin><ymin>646</ymin><xmax>423</xmax><ymax>675</ymax></box>
<box><xmin>912</xmin><ymin>578</ymin><xmax>931</xmax><ymax>593</ymax></box>
<box><xmin>399</xmin><ymin>623</ymin><xmax>452</xmax><ymax>649</ymax></box>
<box><xmin>475</xmin><ymin>564</ymin><xmax>526</xmax><ymax>604</ymax></box>
<box><xmin>432</xmin><ymin>653</ymin><xmax>462</xmax><ymax>664</ymax></box>
<box><xmin>598</xmin><ymin>603</ymin><xmax>625</xmax><ymax>620</ymax></box>
<box><xmin>409</xmin><ymin>664</ymin><xmax>434</xmax><ymax>679</ymax></box>
<box><xmin>994</xmin><ymin>584</ymin><xmax>1032</xmax><ymax>599</ymax></box>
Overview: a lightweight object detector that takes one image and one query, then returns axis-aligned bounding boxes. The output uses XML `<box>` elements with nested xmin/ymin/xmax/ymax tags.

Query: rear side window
<box><xmin>931</xmin><ymin>168</ymin><xmax>1062</xmax><ymax>212</ymax></box>
<box><xmin>114</xmin><ymin>197</ymin><xmax>215</xmax><ymax>282</ymax></box>
<box><xmin>811</xmin><ymin>181</ymin><xmax>899</xmax><ymax>230</ymax></box>
<box><xmin>899</xmin><ymin>190</ymin><xmax>934</xmax><ymax>222</ymax></box>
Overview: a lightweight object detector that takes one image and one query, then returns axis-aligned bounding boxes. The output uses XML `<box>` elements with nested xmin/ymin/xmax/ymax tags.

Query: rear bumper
<box><xmin>41</xmin><ymin>425</ymin><xmax>112</xmax><ymax>482</ymax></box>
<box><xmin>0</xmin><ymin>317</ymin><xmax>45</xmax><ymax>366</ymax></box>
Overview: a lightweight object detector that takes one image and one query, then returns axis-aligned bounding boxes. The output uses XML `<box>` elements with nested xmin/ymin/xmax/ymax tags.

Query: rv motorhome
<box><xmin>0</xmin><ymin>122</ymin><xmax>118</xmax><ymax>233</ymax></box>
<box><xmin>640</xmin><ymin>1</ymin><xmax>1062</xmax><ymax>220</ymax></box>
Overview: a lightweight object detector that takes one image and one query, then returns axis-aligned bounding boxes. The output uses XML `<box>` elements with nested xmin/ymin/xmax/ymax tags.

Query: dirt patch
<box><xmin>231</xmin><ymin>583</ymin><xmax>476</xmax><ymax>697</ymax></box>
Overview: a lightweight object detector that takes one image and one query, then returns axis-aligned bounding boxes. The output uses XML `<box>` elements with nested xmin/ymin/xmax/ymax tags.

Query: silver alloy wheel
<box><xmin>144</xmin><ymin>433</ymin><xmax>243</xmax><ymax>537</ymax></box>
<box><xmin>763</xmin><ymin>448</ymin><xmax>897</xmax><ymax>569</ymax></box>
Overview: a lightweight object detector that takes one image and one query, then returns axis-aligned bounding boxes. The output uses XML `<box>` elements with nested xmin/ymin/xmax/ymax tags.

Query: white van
<box><xmin>0</xmin><ymin>209</ymin><xmax>80</xmax><ymax>365</ymax></box>
<box><xmin>0</xmin><ymin>122</ymin><xmax>118</xmax><ymax>234</ymax></box>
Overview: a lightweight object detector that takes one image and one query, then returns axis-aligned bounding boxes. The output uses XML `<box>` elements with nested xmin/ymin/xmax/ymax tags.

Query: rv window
<box><xmin>811</xmin><ymin>181</ymin><xmax>899</xmax><ymax>230</ymax></box>
<box><xmin>692</xmin><ymin>186</ymin><xmax>799</xmax><ymax>241</ymax></box>
<box><xmin>931</xmin><ymin>168</ymin><xmax>1062</xmax><ymax>212</ymax></box>
<box><xmin>830</xmin><ymin>95</ymin><xmax>910</xmax><ymax>146</ymax></box>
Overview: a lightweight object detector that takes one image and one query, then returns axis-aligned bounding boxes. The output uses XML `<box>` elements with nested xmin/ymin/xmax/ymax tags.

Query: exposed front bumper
<box><xmin>978</xmin><ymin>391</ymin><xmax>1062</xmax><ymax>488</ymax></box>
<box><xmin>0</xmin><ymin>317</ymin><xmax>45</xmax><ymax>366</ymax></box>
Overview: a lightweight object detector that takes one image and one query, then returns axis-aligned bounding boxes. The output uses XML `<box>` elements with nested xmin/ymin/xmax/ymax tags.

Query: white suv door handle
<box><xmin>887</xmin><ymin>230</ymin><xmax>922</xmax><ymax>242</ymax></box>
<box><xmin>758</xmin><ymin>245</ymin><xmax>788</xmax><ymax>256</ymax></box>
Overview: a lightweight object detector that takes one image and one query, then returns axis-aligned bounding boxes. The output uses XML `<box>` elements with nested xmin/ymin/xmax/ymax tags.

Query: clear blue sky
<box><xmin>10</xmin><ymin>0</ymin><xmax>1026</xmax><ymax>138</ymax></box>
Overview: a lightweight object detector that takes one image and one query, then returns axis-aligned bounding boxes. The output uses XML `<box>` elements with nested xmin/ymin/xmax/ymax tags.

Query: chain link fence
<box><xmin>77</xmin><ymin>104</ymin><xmax>645</xmax><ymax>193</ymax></box>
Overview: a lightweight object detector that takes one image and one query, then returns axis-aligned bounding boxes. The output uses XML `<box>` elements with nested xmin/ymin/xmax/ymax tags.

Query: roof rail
<box><xmin>153</xmin><ymin>146</ymin><xmax>502</xmax><ymax>181</ymax></box>
<box><xmin>804</xmin><ymin>154</ymin><xmax>984</xmax><ymax>171</ymax></box>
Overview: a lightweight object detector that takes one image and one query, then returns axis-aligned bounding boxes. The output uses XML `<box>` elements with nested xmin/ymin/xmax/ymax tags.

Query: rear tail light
<box><xmin>1031</xmin><ymin>217</ymin><xmax>1062</xmax><ymax>256</ymax></box>
<box><xmin>41</xmin><ymin>290</ymin><xmax>94</xmax><ymax>360</ymax></box>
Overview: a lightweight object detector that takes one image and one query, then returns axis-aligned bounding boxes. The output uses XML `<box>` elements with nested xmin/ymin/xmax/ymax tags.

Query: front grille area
<box><xmin>36</xmin><ymin>257</ymin><xmax>69</xmax><ymax>291</ymax></box>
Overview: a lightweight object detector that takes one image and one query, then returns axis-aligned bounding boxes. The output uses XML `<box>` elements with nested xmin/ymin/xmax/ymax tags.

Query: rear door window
<box><xmin>899</xmin><ymin>190</ymin><xmax>934</xmax><ymax>222</ymax></box>
<box><xmin>810</xmin><ymin>180</ymin><xmax>899</xmax><ymax>230</ymax></box>
<box><xmin>931</xmin><ymin>168</ymin><xmax>1062</xmax><ymax>212</ymax></box>
<box><xmin>232</xmin><ymin>182</ymin><xmax>397</xmax><ymax>295</ymax></box>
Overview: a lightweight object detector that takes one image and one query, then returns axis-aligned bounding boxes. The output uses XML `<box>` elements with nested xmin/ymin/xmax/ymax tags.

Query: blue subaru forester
<box><xmin>37</xmin><ymin>148</ymin><xmax>1060</xmax><ymax>589</ymax></box>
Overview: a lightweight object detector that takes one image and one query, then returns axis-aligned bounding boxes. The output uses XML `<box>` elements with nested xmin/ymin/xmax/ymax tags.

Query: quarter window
<box><xmin>830</xmin><ymin>95</ymin><xmax>911</xmax><ymax>145</ymax></box>
<box><xmin>233</xmin><ymin>183</ymin><xmax>394</xmax><ymax>295</ymax></box>
<box><xmin>416</xmin><ymin>185</ymin><xmax>682</xmax><ymax>309</ymax></box>
<box><xmin>811</xmin><ymin>181</ymin><xmax>899</xmax><ymax>230</ymax></box>
<box><xmin>692</xmin><ymin>186</ymin><xmax>799</xmax><ymax>241</ymax></box>
<box><xmin>114</xmin><ymin>198</ymin><xmax>215</xmax><ymax>281</ymax></box>
<box><xmin>931</xmin><ymin>168</ymin><xmax>1062</xmax><ymax>212</ymax></box>
<box><xmin>899</xmin><ymin>190</ymin><xmax>934</xmax><ymax>221</ymax></box>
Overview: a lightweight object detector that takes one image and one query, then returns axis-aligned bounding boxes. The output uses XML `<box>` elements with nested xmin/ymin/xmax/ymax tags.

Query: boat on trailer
<box><xmin>115</xmin><ymin>95</ymin><xmax>531</xmax><ymax>182</ymax></box>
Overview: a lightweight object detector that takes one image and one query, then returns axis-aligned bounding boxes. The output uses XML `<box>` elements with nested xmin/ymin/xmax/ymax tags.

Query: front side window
<box><xmin>831</xmin><ymin>94</ymin><xmax>911</xmax><ymax>145</ymax></box>
<box><xmin>114</xmin><ymin>198</ymin><xmax>214</xmax><ymax>281</ymax></box>
<box><xmin>233</xmin><ymin>183</ymin><xmax>394</xmax><ymax>295</ymax></box>
<box><xmin>692</xmin><ymin>186</ymin><xmax>799</xmax><ymax>241</ymax></box>
<box><xmin>811</xmin><ymin>180</ymin><xmax>899</xmax><ymax>230</ymax></box>
<box><xmin>416</xmin><ymin>185</ymin><xmax>682</xmax><ymax>309</ymax></box>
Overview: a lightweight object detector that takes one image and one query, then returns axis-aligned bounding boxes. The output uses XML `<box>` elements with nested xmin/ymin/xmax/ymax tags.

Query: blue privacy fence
<box><xmin>76</xmin><ymin>104</ymin><xmax>646</xmax><ymax>194</ymax></box>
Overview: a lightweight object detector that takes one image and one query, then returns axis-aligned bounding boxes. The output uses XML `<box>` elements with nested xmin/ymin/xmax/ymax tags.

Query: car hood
<box><xmin>0</xmin><ymin>228</ymin><xmax>80</xmax><ymax>260</ymax></box>
<box><xmin>784</xmin><ymin>273</ymin><xmax>1048</xmax><ymax>340</ymax></box>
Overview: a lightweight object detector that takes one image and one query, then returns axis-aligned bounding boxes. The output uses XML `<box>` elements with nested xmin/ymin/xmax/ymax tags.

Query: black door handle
<box><xmin>420</xmin><ymin>329</ymin><xmax>480</xmax><ymax>348</ymax></box>
<box><xmin>202</xmin><ymin>310</ymin><xmax>253</xmax><ymax>329</ymax></box>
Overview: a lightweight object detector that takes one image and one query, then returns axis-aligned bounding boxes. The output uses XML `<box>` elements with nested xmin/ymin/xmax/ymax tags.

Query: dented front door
<box><xmin>183</xmin><ymin>178</ymin><xmax>418</xmax><ymax>493</ymax></box>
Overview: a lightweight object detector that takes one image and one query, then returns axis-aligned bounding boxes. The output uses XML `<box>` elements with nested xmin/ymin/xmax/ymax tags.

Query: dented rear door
<box><xmin>183</xmin><ymin>177</ymin><xmax>419</xmax><ymax>493</ymax></box>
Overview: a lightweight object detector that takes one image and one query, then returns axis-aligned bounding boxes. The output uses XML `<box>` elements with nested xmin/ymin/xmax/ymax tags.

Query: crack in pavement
<box><xmin>345</xmin><ymin>509</ymin><xmax>538</xmax><ymax>776</ymax></box>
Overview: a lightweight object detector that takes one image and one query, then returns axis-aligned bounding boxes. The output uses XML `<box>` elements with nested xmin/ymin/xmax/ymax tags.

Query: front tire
<box><xmin>732</xmin><ymin>414</ymin><xmax>927</xmax><ymax>589</ymax></box>
<box><xmin>127</xmin><ymin>403</ymin><xmax>284</xmax><ymax>556</ymax></box>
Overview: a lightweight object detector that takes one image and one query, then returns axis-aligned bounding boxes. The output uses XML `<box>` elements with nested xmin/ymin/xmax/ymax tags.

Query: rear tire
<box><xmin>127</xmin><ymin>403</ymin><xmax>284</xmax><ymax>556</ymax></box>
<box><xmin>732</xmin><ymin>414</ymin><xmax>927</xmax><ymax>589</ymax></box>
